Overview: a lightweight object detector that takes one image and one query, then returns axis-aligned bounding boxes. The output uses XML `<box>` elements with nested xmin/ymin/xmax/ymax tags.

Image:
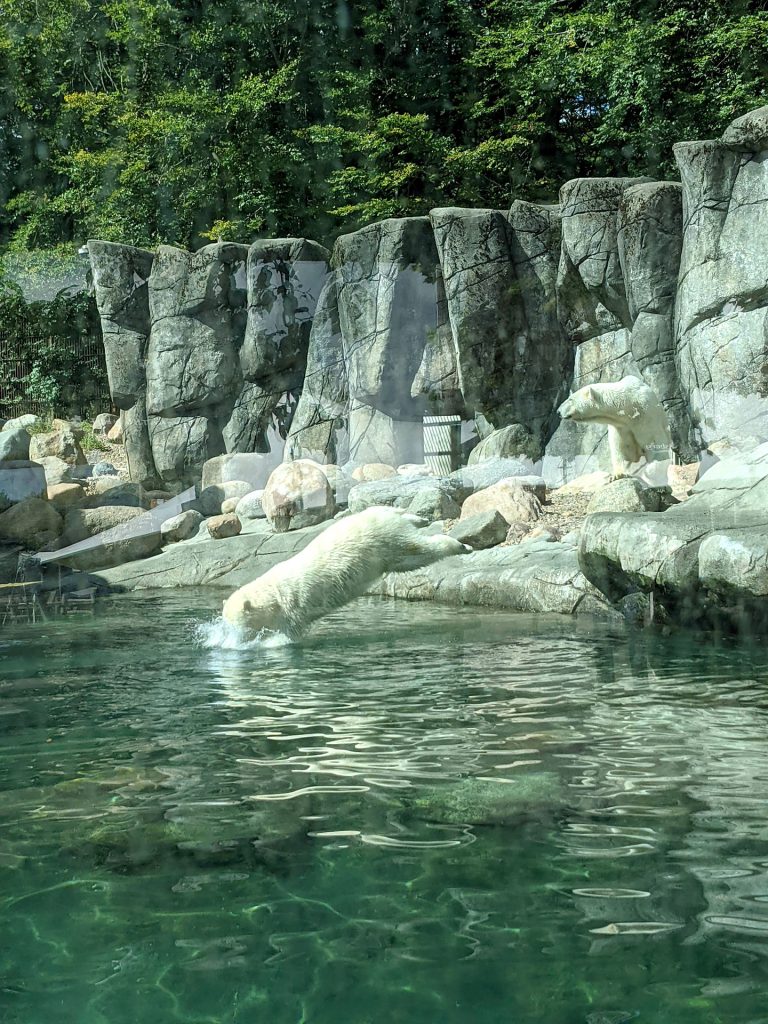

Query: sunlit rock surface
<box><xmin>579</xmin><ymin>443</ymin><xmax>768</xmax><ymax>629</ymax></box>
<box><xmin>674</xmin><ymin>107</ymin><xmax>768</xmax><ymax>448</ymax></box>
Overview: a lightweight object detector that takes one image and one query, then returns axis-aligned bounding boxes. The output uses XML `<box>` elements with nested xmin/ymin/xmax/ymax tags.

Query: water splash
<box><xmin>193</xmin><ymin>616</ymin><xmax>292</xmax><ymax>650</ymax></box>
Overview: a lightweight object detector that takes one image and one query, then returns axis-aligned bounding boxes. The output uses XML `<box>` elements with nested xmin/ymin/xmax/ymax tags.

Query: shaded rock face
<box><xmin>431</xmin><ymin>204</ymin><xmax>569</xmax><ymax>454</ymax></box>
<box><xmin>617</xmin><ymin>182</ymin><xmax>695</xmax><ymax>459</ymax></box>
<box><xmin>544</xmin><ymin>178</ymin><xmax>650</xmax><ymax>485</ymax></box>
<box><xmin>284</xmin><ymin>272</ymin><xmax>348</xmax><ymax>463</ymax></box>
<box><xmin>91</xmin><ymin>106</ymin><xmax>768</xmax><ymax>492</ymax></box>
<box><xmin>146</xmin><ymin>242</ymin><xmax>247</xmax><ymax>418</ymax></box>
<box><xmin>335</xmin><ymin>217</ymin><xmax>439</xmax><ymax>465</ymax></box>
<box><xmin>674</xmin><ymin>107</ymin><xmax>768</xmax><ymax>448</ymax></box>
<box><xmin>90</xmin><ymin>237</ymin><xmax>330</xmax><ymax>488</ymax></box>
<box><xmin>89</xmin><ymin>240</ymin><xmax>155</xmax><ymax>410</ymax></box>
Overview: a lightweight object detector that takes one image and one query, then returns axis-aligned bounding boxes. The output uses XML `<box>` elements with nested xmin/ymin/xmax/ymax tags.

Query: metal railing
<box><xmin>0</xmin><ymin>327</ymin><xmax>110</xmax><ymax>419</ymax></box>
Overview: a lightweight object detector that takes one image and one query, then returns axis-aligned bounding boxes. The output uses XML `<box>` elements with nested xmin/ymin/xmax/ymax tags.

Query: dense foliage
<box><xmin>1</xmin><ymin>0</ymin><xmax>766</xmax><ymax>252</ymax></box>
<box><xmin>0</xmin><ymin>287</ymin><xmax>108</xmax><ymax>417</ymax></box>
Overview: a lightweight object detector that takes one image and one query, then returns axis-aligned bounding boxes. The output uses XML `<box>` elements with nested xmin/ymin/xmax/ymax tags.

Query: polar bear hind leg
<box><xmin>608</xmin><ymin>425</ymin><xmax>644</xmax><ymax>478</ymax></box>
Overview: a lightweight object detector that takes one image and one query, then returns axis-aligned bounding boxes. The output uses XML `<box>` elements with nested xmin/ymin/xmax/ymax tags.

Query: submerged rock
<box><xmin>404</xmin><ymin>773</ymin><xmax>565</xmax><ymax>826</ymax></box>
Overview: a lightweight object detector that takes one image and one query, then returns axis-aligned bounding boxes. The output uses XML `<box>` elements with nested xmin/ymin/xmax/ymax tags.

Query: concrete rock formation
<box><xmin>89</xmin><ymin>237</ymin><xmax>330</xmax><ymax>489</ymax></box>
<box><xmin>88</xmin><ymin>105</ymin><xmax>768</xmax><ymax>494</ymax></box>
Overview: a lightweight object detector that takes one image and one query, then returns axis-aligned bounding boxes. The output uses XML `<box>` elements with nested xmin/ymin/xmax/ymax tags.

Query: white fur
<box><xmin>558</xmin><ymin>375</ymin><xmax>671</xmax><ymax>478</ymax></box>
<box><xmin>222</xmin><ymin>505</ymin><xmax>470</xmax><ymax>639</ymax></box>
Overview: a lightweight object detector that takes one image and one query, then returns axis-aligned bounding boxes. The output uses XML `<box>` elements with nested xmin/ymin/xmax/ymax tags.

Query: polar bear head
<box><xmin>222</xmin><ymin>587</ymin><xmax>286</xmax><ymax>637</ymax></box>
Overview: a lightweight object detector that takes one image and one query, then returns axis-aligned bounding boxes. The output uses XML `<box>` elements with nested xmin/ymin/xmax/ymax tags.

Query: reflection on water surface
<box><xmin>2</xmin><ymin>594</ymin><xmax>768</xmax><ymax>1023</ymax></box>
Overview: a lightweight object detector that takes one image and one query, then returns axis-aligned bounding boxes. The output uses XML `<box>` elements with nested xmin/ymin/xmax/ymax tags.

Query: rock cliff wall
<box><xmin>89</xmin><ymin>106</ymin><xmax>768</xmax><ymax>488</ymax></box>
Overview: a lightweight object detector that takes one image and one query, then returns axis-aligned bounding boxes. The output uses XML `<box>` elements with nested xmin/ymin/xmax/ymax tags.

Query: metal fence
<box><xmin>0</xmin><ymin>325</ymin><xmax>111</xmax><ymax>420</ymax></box>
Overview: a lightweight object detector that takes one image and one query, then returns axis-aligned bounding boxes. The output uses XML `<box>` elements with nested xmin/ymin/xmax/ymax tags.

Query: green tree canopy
<box><xmin>0</xmin><ymin>0</ymin><xmax>766</xmax><ymax>252</ymax></box>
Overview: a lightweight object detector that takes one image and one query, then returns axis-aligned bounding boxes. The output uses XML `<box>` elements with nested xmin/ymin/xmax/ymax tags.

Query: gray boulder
<box><xmin>92</xmin><ymin>461</ymin><xmax>118</xmax><ymax>478</ymax></box>
<box><xmin>29</xmin><ymin>428</ymin><xmax>87</xmax><ymax>467</ymax></box>
<box><xmin>468</xmin><ymin>424</ymin><xmax>541</xmax><ymax>464</ymax></box>
<box><xmin>285</xmin><ymin>273</ymin><xmax>348</xmax><ymax>463</ymax></box>
<box><xmin>83</xmin><ymin>480</ymin><xmax>151</xmax><ymax>509</ymax></box>
<box><xmin>0</xmin><ymin>461</ymin><xmax>47</xmax><ymax>512</ymax></box>
<box><xmin>122</xmin><ymin>394</ymin><xmax>159</xmax><ymax>488</ymax></box>
<box><xmin>201</xmin><ymin>451</ymin><xmax>283</xmax><ymax>493</ymax></box>
<box><xmin>147</xmin><ymin>414</ymin><xmax>224</xmax><ymax>488</ymax></box>
<box><xmin>460</xmin><ymin>479</ymin><xmax>542</xmax><ymax>525</ymax></box>
<box><xmin>0</xmin><ymin>497</ymin><xmax>63</xmax><ymax>549</ymax></box>
<box><xmin>585</xmin><ymin>478</ymin><xmax>674</xmax><ymax>514</ymax></box>
<box><xmin>0</xmin><ymin>426</ymin><xmax>31</xmax><ymax>463</ymax></box>
<box><xmin>406</xmin><ymin>486</ymin><xmax>461</xmax><ymax>522</ymax></box>
<box><xmin>448</xmin><ymin>458</ymin><xmax>540</xmax><ymax>495</ymax></box>
<box><xmin>2</xmin><ymin>414</ymin><xmax>39</xmax><ymax>433</ymax></box>
<box><xmin>448</xmin><ymin>510</ymin><xmax>508</xmax><ymax>550</ymax></box>
<box><xmin>262</xmin><ymin>460</ymin><xmax>335</xmax><ymax>531</ymax></box>
<box><xmin>37</xmin><ymin>456</ymin><xmax>73</xmax><ymax>486</ymax></box>
<box><xmin>557</xmin><ymin>177</ymin><xmax>650</xmax><ymax>344</ymax></box>
<box><xmin>206</xmin><ymin>514</ymin><xmax>242</xmax><ymax>540</ymax></box>
<box><xmin>239</xmin><ymin>238</ymin><xmax>330</xmax><ymax>382</ymax></box>
<box><xmin>430</xmin><ymin>205</ymin><xmax>569</xmax><ymax>447</ymax></box>
<box><xmin>234</xmin><ymin>490</ymin><xmax>266</xmax><ymax>520</ymax></box>
<box><xmin>617</xmin><ymin>181</ymin><xmax>695</xmax><ymax>460</ymax></box>
<box><xmin>347</xmin><ymin>474</ymin><xmax>467</xmax><ymax>515</ymax></box>
<box><xmin>92</xmin><ymin>413</ymin><xmax>118</xmax><ymax>436</ymax></box>
<box><xmin>199</xmin><ymin>479</ymin><xmax>253</xmax><ymax>518</ymax></box>
<box><xmin>371</xmin><ymin>539</ymin><xmax>612</xmax><ymax>616</ymax></box>
<box><xmin>578</xmin><ymin>443</ymin><xmax>768</xmax><ymax>627</ymax></box>
<box><xmin>160</xmin><ymin>509</ymin><xmax>204</xmax><ymax>544</ymax></box>
<box><xmin>145</xmin><ymin>242</ymin><xmax>247</xmax><ymax>416</ymax></box>
<box><xmin>60</xmin><ymin>505</ymin><xmax>144</xmax><ymax>545</ymax></box>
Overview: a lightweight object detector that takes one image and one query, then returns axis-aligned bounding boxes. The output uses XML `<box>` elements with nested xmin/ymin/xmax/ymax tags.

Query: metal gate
<box><xmin>0</xmin><ymin>322</ymin><xmax>110</xmax><ymax>420</ymax></box>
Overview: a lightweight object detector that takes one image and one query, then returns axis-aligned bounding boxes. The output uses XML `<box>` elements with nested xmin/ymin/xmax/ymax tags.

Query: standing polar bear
<box><xmin>557</xmin><ymin>375</ymin><xmax>671</xmax><ymax>479</ymax></box>
<box><xmin>222</xmin><ymin>506</ymin><xmax>470</xmax><ymax>639</ymax></box>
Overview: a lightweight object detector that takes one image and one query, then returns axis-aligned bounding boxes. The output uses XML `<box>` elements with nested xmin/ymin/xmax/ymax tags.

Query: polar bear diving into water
<box><xmin>222</xmin><ymin>505</ymin><xmax>471</xmax><ymax>640</ymax></box>
<box><xmin>557</xmin><ymin>375</ymin><xmax>671</xmax><ymax>479</ymax></box>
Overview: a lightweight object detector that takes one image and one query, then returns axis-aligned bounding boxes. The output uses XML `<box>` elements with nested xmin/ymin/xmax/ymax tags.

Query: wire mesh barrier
<box><xmin>0</xmin><ymin>322</ymin><xmax>110</xmax><ymax>420</ymax></box>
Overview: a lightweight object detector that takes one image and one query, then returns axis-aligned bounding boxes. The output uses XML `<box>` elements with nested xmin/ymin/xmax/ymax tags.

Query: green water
<box><xmin>3</xmin><ymin>595</ymin><xmax>768</xmax><ymax>1024</ymax></box>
